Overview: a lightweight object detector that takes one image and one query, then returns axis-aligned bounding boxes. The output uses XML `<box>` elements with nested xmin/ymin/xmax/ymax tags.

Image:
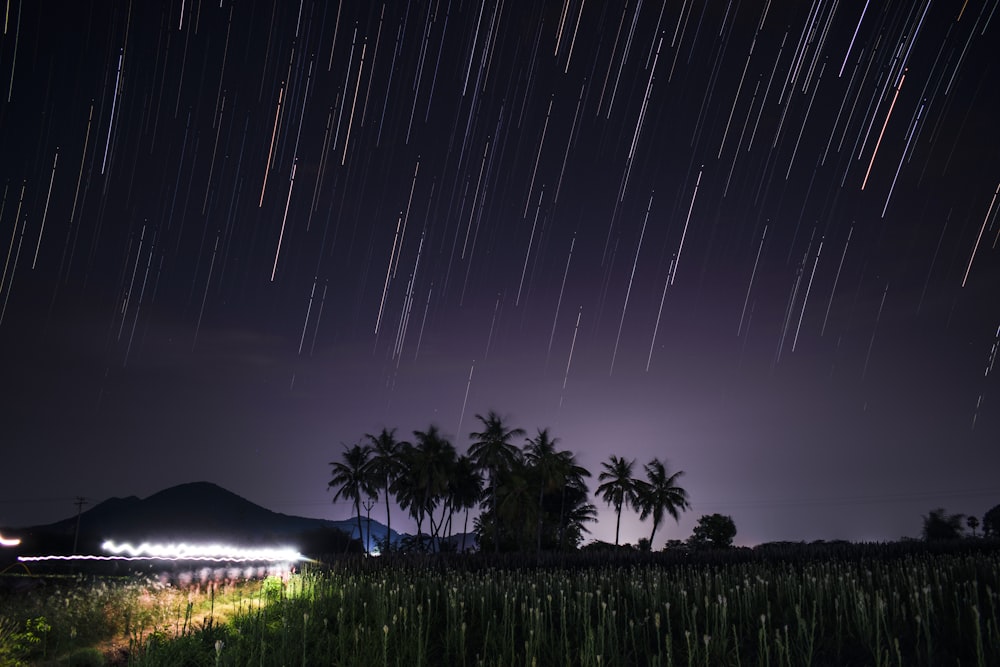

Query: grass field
<box><xmin>1</xmin><ymin>543</ymin><xmax>997</xmax><ymax>666</ymax></box>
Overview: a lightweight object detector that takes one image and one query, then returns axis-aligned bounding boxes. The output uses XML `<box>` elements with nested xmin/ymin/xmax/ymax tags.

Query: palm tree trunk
<box><xmin>430</xmin><ymin>504</ymin><xmax>447</xmax><ymax>551</ymax></box>
<box><xmin>536</xmin><ymin>485</ymin><xmax>545</xmax><ymax>557</ymax></box>
<box><xmin>384</xmin><ymin>480</ymin><xmax>392</xmax><ymax>554</ymax></box>
<box><xmin>558</xmin><ymin>492</ymin><xmax>567</xmax><ymax>551</ymax></box>
<box><xmin>491</xmin><ymin>474</ymin><xmax>500</xmax><ymax>554</ymax></box>
<box><xmin>355</xmin><ymin>499</ymin><xmax>364</xmax><ymax>553</ymax></box>
<box><xmin>615</xmin><ymin>503</ymin><xmax>622</xmax><ymax>546</ymax></box>
<box><xmin>461</xmin><ymin>508</ymin><xmax>470</xmax><ymax>553</ymax></box>
<box><xmin>445</xmin><ymin>505</ymin><xmax>455</xmax><ymax>544</ymax></box>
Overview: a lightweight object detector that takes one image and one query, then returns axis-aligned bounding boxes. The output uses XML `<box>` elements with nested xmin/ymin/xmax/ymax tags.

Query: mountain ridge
<box><xmin>11</xmin><ymin>481</ymin><xmax>401</xmax><ymax>554</ymax></box>
<box><xmin>4</xmin><ymin>481</ymin><xmax>477</xmax><ymax>555</ymax></box>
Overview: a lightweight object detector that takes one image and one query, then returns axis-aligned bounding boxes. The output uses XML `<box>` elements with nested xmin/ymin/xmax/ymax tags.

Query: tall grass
<box><xmin>0</xmin><ymin>571</ymin><xmax>260</xmax><ymax>665</ymax></box>
<box><xmin>123</xmin><ymin>549</ymin><xmax>999</xmax><ymax>666</ymax></box>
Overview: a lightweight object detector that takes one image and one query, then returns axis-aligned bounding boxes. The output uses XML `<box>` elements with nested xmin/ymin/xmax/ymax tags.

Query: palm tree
<box><xmin>364</xmin><ymin>427</ymin><xmax>406</xmax><ymax>553</ymax></box>
<box><xmin>596</xmin><ymin>455</ymin><xmax>638</xmax><ymax>546</ymax></box>
<box><xmin>408</xmin><ymin>424</ymin><xmax>456</xmax><ymax>550</ymax></box>
<box><xmin>448</xmin><ymin>454</ymin><xmax>484</xmax><ymax>552</ymax></box>
<box><xmin>391</xmin><ymin>443</ymin><xmax>425</xmax><ymax>549</ymax></box>
<box><xmin>561</xmin><ymin>484</ymin><xmax>598</xmax><ymax>548</ymax></box>
<box><xmin>554</xmin><ymin>449</ymin><xmax>592</xmax><ymax>550</ymax></box>
<box><xmin>328</xmin><ymin>443</ymin><xmax>375</xmax><ymax>552</ymax></box>
<box><xmin>469</xmin><ymin>411</ymin><xmax>525</xmax><ymax>553</ymax></box>
<box><xmin>492</xmin><ymin>460</ymin><xmax>534</xmax><ymax>551</ymax></box>
<box><xmin>635</xmin><ymin>458</ymin><xmax>689</xmax><ymax>549</ymax></box>
<box><xmin>524</xmin><ymin>428</ymin><xmax>565</xmax><ymax>556</ymax></box>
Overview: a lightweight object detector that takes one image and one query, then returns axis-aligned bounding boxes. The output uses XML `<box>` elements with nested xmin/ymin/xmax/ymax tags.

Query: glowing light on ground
<box><xmin>0</xmin><ymin>532</ymin><xmax>21</xmax><ymax>547</ymax></box>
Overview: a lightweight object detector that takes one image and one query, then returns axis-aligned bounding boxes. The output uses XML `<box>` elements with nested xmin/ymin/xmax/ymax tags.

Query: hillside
<box><xmin>7</xmin><ymin>481</ymin><xmax>402</xmax><ymax>555</ymax></box>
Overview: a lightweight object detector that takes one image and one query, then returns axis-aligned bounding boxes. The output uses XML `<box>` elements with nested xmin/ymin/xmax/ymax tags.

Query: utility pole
<box><xmin>72</xmin><ymin>496</ymin><xmax>87</xmax><ymax>554</ymax></box>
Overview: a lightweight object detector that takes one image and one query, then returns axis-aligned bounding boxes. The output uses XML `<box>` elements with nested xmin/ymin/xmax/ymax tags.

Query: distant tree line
<box><xmin>922</xmin><ymin>505</ymin><xmax>1000</xmax><ymax>541</ymax></box>
<box><xmin>328</xmin><ymin>410</ymin><xmax>694</xmax><ymax>554</ymax></box>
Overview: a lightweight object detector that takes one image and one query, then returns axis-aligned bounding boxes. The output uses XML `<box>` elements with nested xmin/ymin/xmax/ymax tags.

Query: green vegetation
<box><xmin>5</xmin><ymin>544</ymin><xmax>996</xmax><ymax>666</ymax></box>
<box><xmin>0</xmin><ymin>573</ymin><xmax>263</xmax><ymax>666</ymax></box>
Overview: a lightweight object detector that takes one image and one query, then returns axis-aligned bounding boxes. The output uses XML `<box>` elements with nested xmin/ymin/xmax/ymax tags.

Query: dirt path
<box><xmin>93</xmin><ymin>581</ymin><xmax>265</xmax><ymax>666</ymax></box>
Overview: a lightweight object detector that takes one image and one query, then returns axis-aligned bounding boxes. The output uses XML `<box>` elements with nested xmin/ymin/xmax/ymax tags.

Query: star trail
<box><xmin>1</xmin><ymin>0</ymin><xmax>998</xmax><ymax>545</ymax></box>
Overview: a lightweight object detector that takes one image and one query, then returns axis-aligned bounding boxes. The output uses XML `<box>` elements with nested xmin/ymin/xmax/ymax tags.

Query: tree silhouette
<box><xmin>474</xmin><ymin>438</ymin><xmax>595</xmax><ymax>553</ymax></box>
<box><xmin>332</xmin><ymin>413</ymin><xmax>696</xmax><ymax>554</ymax></box>
<box><xmin>391</xmin><ymin>443</ymin><xmax>426</xmax><ymax>550</ymax></box>
<box><xmin>553</xmin><ymin>449</ymin><xmax>592</xmax><ymax>550</ymax></box>
<box><xmin>328</xmin><ymin>443</ymin><xmax>374</xmax><ymax>552</ymax></box>
<box><xmin>448</xmin><ymin>454</ymin><xmax>483</xmax><ymax>552</ymax></box>
<box><xmin>596</xmin><ymin>455</ymin><xmax>638</xmax><ymax>546</ymax></box>
<box><xmin>635</xmin><ymin>458</ymin><xmax>690</xmax><ymax>549</ymax></box>
<box><xmin>364</xmin><ymin>427</ymin><xmax>406</xmax><ymax>553</ymax></box>
<box><xmin>401</xmin><ymin>425</ymin><xmax>456</xmax><ymax>551</ymax></box>
<box><xmin>524</xmin><ymin>428</ymin><xmax>564</xmax><ymax>556</ymax></box>
<box><xmin>688</xmin><ymin>514</ymin><xmax>737</xmax><ymax>549</ymax></box>
<box><xmin>967</xmin><ymin>515</ymin><xmax>980</xmax><ymax>537</ymax></box>
<box><xmin>559</xmin><ymin>481</ymin><xmax>597</xmax><ymax>549</ymax></box>
<box><xmin>983</xmin><ymin>505</ymin><xmax>1000</xmax><ymax>538</ymax></box>
<box><xmin>492</xmin><ymin>459</ymin><xmax>534</xmax><ymax>551</ymax></box>
<box><xmin>921</xmin><ymin>508</ymin><xmax>965</xmax><ymax>541</ymax></box>
<box><xmin>469</xmin><ymin>411</ymin><xmax>525</xmax><ymax>553</ymax></box>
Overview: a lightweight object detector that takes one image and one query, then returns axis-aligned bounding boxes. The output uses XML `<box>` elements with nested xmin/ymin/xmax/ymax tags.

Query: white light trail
<box><xmin>0</xmin><ymin>532</ymin><xmax>21</xmax><ymax>547</ymax></box>
<box><xmin>18</xmin><ymin>540</ymin><xmax>304</xmax><ymax>563</ymax></box>
<box><xmin>32</xmin><ymin>148</ymin><xmax>59</xmax><ymax>269</ymax></box>
<box><xmin>270</xmin><ymin>160</ymin><xmax>297</xmax><ymax>282</ymax></box>
<box><xmin>791</xmin><ymin>238</ymin><xmax>823</xmax><ymax>352</ymax></box>
<box><xmin>672</xmin><ymin>167</ymin><xmax>703</xmax><ymax>285</ymax></box>
<box><xmin>962</xmin><ymin>182</ymin><xmax>1000</xmax><ymax>288</ymax></box>
<box><xmin>861</xmin><ymin>71</ymin><xmax>906</xmax><ymax>191</ymax></box>
<box><xmin>457</xmin><ymin>360</ymin><xmax>475</xmax><ymax>436</ymax></box>
<box><xmin>839</xmin><ymin>0</ymin><xmax>869</xmax><ymax>77</ymax></box>
<box><xmin>103</xmin><ymin>541</ymin><xmax>303</xmax><ymax>561</ymax></box>
<box><xmin>101</xmin><ymin>49</ymin><xmax>124</xmax><ymax>174</ymax></box>
<box><xmin>610</xmin><ymin>193</ymin><xmax>652</xmax><ymax>375</ymax></box>
<box><xmin>646</xmin><ymin>257</ymin><xmax>674</xmax><ymax>372</ymax></box>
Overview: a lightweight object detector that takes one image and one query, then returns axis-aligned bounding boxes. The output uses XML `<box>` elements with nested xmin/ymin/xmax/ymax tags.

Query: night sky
<box><xmin>2</xmin><ymin>0</ymin><xmax>998</xmax><ymax>547</ymax></box>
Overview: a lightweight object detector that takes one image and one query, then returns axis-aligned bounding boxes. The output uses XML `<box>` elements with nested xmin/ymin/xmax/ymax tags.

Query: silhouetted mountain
<box><xmin>10</xmin><ymin>481</ymin><xmax>403</xmax><ymax>556</ymax></box>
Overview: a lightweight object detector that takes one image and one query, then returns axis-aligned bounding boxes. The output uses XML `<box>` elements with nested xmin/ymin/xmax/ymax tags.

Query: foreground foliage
<box><xmin>2</xmin><ymin>543</ymin><xmax>996</xmax><ymax>665</ymax></box>
<box><xmin>122</xmin><ymin>545</ymin><xmax>998</xmax><ymax>666</ymax></box>
<box><xmin>0</xmin><ymin>571</ymin><xmax>258</xmax><ymax>666</ymax></box>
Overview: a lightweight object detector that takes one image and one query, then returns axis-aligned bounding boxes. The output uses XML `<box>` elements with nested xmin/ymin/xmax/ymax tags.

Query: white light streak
<box><xmin>672</xmin><ymin>167</ymin><xmax>703</xmax><ymax>285</ymax></box>
<box><xmin>839</xmin><ymin>0</ymin><xmax>869</xmax><ymax>77</ymax></box>
<box><xmin>20</xmin><ymin>540</ymin><xmax>304</xmax><ymax>562</ymax></box>
<box><xmin>103</xmin><ymin>540</ymin><xmax>303</xmax><ymax>561</ymax></box>
<box><xmin>610</xmin><ymin>193</ymin><xmax>652</xmax><ymax>375</ymax></box>
<box><xmin>861</xmin><ymin>71</ymin><xmax>906</xmax><ymax>191</ymax></box>
<box><xmin>962</xmin><ymin>182</ymin><xmax>1000</xmax><ymax>288</ymax></box>
<box><xmin>101</xmin><ymin>49</ymin><xmax>124</xmax><ymax>175</ymax></box>
<box><xmin>32</xmin><ymin>148</ymin><xmax>58</xmax><ymax>269</ymax></box>
<box><xmin>738</xmin><ymin>225</ymin><xmax>767</xmax><ymax>336</ymax></box>
<box><xmin>270</xmin><ymin>160</ymin><xmax>297</xmax><ymax>282</ymax></box>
